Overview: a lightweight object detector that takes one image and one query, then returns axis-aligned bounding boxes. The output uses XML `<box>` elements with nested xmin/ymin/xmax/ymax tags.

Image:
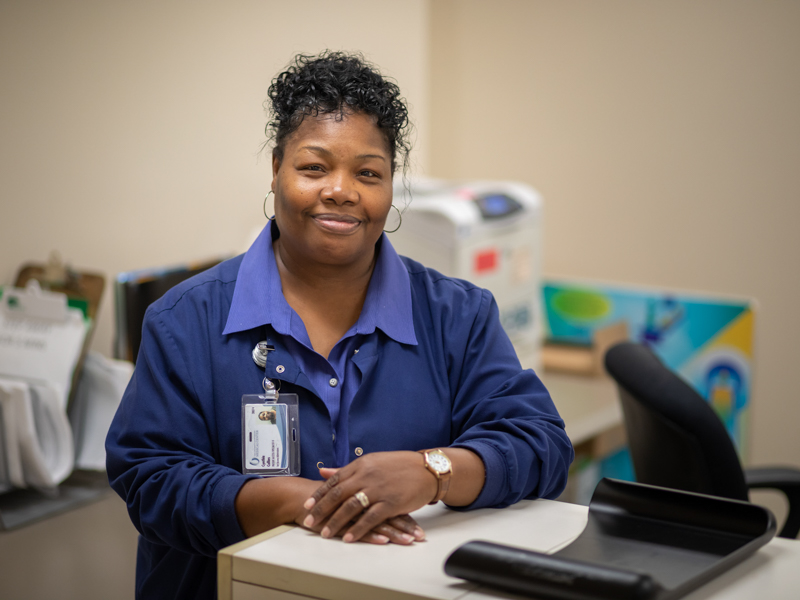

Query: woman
<box><xmin>106</xmin><ymin>51</ymin><xmax>573</xmax><ymax>600</ymax></box>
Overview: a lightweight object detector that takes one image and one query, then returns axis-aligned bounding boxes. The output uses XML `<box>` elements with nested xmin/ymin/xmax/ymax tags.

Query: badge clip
<box><xmin>252</xmin><ymin>341</ymin><xmax>274</xmax><ymax>368</ymax></box>
<box><xmin>262</xmin><ymin>377</ymin><xmax>280</xmax><ymax>400</ymax></box>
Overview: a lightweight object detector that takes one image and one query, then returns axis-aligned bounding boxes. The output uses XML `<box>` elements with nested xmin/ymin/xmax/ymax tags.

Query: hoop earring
<box><xmin>384</xmin><ymin>204</ymin><xmax>402</xmax><ymax>233</ymax></box>
<box><xmin>263</xmin><ymin>191</ymin><xmax>275</xmax><ymax>221</ymax></box>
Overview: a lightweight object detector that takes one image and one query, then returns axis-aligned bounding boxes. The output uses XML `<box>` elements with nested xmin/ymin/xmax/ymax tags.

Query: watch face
<box><xmin>428</xmin><ymin>452</ymin><xmax>450</xmax><ymax>473</ymax></box>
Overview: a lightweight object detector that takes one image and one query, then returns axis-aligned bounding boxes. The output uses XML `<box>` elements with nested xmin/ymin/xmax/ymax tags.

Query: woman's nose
<box><xmin>322</xmin><ymin>174</ymin><xmax>358</xmax><ymax>205</ymax></box>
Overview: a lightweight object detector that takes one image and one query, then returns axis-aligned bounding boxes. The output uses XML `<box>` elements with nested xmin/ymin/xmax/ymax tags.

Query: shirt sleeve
<box><xmin>105</xmin><ymin>306</ymin><xmax>253</xmax><ymax>557</ymax></box>
<box><xmin>446</xmin><ymin>288</ymin><xmax>574</xmax><ymax>509</ymax></box>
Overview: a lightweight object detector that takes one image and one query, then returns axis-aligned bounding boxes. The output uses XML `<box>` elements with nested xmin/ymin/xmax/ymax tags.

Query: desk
<box><xmin>218</xmin><ymin>499</ymin><xmax>800</xmax><ymax>600</ymax></box>
<box><xmin>538</xmin><ymin>372</ymin><xmax>621</xmax><ymax>448</ymax></box>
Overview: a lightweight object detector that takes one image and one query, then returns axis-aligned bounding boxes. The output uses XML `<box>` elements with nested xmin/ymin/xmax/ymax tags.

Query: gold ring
<box><xmin>354</xmin><ymin>491</ymin><xmax>370</xmax><ymax>509</ymax></box>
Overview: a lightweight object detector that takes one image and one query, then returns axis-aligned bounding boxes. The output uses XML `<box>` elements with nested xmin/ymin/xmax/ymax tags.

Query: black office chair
<box><xmin>604</xmin><ymin>341</ymin><xmax>800</xmax><ymax>539</ymax></box>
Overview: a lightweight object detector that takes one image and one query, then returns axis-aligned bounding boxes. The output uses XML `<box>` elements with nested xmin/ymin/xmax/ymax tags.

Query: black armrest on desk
<box><xmin>745</xmin><ymin>466</ymin><xmax>800</xmax><ymax>538</ymax></box>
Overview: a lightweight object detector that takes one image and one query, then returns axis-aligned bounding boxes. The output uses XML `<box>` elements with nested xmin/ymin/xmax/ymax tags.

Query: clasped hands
<box><xmin>299</xmin><ymin>450</ymin><xmax>438</xmax><ymax>545</ymax></box>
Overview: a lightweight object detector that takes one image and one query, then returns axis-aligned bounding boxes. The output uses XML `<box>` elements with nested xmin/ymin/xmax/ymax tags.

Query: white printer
<box><xmin>390</xmin><ymin>179</ymin><xmax>544</xmax><ymax>370</ymax></box>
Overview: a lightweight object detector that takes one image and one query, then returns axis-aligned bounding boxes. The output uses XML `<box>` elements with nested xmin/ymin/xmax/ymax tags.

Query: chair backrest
<box><xmin>604</xmin><ymin>341</ymin><xmax>749</xmax><ymax>502</ymax></box>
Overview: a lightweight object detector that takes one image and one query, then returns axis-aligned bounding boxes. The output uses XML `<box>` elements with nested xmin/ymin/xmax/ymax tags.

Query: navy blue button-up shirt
<box><xmin>223</xmin><ymin>222</ymin><xmax>417</xmax><ymax>467</ymax></box>
<box><xmin>106</xmin><ymin>223</ymin><xmax>573</xmax><ymax>600</ymax></box>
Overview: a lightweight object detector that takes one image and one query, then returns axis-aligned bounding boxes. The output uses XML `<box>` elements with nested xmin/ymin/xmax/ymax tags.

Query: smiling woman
<box><xmin>105</xmin><ymin>51</ymin><xmax>574</xmax><ymax>600</ymax></box>
<box><xmin>272</xmin><ymin>111</ymin><xmax>394</xmax><ymax>358</ymax></box>
<box><xmin>274</xmin><ymin>113</ymin><xmax>392</xmax><ymax>267</ymax></box>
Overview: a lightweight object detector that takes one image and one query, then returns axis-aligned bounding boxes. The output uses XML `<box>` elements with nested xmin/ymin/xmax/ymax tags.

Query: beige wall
<box><xmin>0</xmin><ymin>0</ymin><xmax>429</xmax><ymax>359</ymax></box>
<box><xmin>429</xmin><ymin>0</ymin><xmax>800</xmax><ymax>473</ymax></box>
<box><xmin>2</xmin><ymin>1</ymin><xmax>798</xmax><ymax>474</ymax></box>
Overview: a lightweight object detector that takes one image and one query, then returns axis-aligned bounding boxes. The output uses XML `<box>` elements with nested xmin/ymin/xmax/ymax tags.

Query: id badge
<box><xmin>241</xmin><ymin>393</ymin><xmax>300</xmax><ymax>476</ymax></box>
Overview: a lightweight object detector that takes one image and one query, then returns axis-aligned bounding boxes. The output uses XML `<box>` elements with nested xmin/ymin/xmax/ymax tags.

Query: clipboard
<box><xmin>0</xmin><ymin>254</ymin><xmax>109</xmax><ymax>523</ymax></box>
<box><xmin>0</xmin><ymin>281</ymin><xmax>87</xmax><ymax>495</ymax></box>
<box><xmin>13</xmin><ymin>253</ymin><xmax>105</xmax><ymax>408</ymax></box>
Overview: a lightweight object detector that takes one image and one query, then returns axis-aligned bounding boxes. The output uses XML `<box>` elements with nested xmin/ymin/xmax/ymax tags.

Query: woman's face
<box><xmin>271</xmin><ymin>111</ymin><xmax>393</xmax><ymax>269</ymax></box>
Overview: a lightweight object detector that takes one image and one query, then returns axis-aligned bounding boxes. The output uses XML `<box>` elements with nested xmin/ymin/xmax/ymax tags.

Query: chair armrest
<box><xmin>745</xmin><ymin>466</ymin><xmax>800</xmax><ymax>539</ymax></box>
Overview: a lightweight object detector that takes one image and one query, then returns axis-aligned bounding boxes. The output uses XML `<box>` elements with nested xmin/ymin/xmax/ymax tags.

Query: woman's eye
<box><xmin>359</xmin><ymin>170</ymin><xmax>378</xmax><ymax>178</ymax></box>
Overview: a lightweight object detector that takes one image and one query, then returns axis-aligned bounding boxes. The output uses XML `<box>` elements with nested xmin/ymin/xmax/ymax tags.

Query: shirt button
<box><xmin>276</xmin><ymin>365</ymin><xmax>285</xmax><ymax>374</ymax></box>
<box><xmin>332</xmin><ymin>433</ymin><xmax>336</xmax><ymax>442</ymax></box>
<box><xmin>354</xmin><ymin>447</ymin><xmax>363</xmax><ymax>457</ymax></box>
<box><xmin>354</xmin><ymin>348</ymin><xmax>359</xmax><ymax>354</ymax></box>
<box><xmin>329</xmin><ymin>378</ymin><xmax>338</xmax><ymax>387</ymax></box>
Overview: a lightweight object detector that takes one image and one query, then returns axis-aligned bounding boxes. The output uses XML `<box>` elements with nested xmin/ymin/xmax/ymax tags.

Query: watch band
<box><xmin>431</xmin><ymin>464</ymin><xmax>451</xmax><ymax>504</ymax></box>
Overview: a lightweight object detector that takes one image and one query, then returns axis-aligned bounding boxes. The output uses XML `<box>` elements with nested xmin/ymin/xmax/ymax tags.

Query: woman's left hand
<box><xmin>302</xmin><ymin>450</ymin><xmax>437</xmax><ymax>543</ymax></box>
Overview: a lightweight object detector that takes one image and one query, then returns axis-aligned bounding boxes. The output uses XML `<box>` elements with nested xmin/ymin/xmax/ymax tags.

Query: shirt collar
<box><xmin>222</xmin><ymin>222</ymin><xmax>417</xmax><ymax>346</ymax></box>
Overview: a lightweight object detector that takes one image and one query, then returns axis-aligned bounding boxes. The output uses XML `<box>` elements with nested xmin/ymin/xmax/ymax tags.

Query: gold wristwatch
<box><xmin>419</xmin><ymin>449</ymin><xmax>452</xmax><ymax>504</ymax></box>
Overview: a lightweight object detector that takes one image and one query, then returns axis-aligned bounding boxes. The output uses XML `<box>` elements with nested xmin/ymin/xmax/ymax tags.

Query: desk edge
<box><xmin>218</xmin><ymin>525</ymin><xmax>294</xmax><ymax>600</ymax></box>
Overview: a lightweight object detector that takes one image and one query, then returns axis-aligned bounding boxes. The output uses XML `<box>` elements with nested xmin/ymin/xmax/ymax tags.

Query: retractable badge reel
<box><xmin>241</xmin><ymin>342</ymin><xmax>301</xmax><ymax>476</ymax></box>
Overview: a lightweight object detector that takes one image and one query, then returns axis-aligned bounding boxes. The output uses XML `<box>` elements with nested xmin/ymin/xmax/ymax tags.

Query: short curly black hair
<box><xmin>266</xmin><ymin>51</ymin><xmax>411</xmax><ymax>175</ymax></box>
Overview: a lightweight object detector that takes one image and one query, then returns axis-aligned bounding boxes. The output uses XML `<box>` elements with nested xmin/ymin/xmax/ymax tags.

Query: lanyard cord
<box><xmin>252</xmin><ymin>336</ymin><xmax>280</xmax><ymax>399</ymax></box>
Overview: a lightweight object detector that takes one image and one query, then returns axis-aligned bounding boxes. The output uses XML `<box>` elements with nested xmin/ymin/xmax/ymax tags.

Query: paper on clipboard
<box><xmin>0</xmin><ymin>282</ymin><xmax>89</xmax><ymax>410</ymax></box>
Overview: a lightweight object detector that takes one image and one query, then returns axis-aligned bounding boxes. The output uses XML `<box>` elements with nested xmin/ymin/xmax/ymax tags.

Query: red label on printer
<box><xmin>474</xmin><ymin>249</ymin><xmax>499</xmax><ymax>274</ymax></box>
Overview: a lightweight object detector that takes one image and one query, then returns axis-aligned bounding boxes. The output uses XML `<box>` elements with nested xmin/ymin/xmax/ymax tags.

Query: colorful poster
<box><xmin>543</xmin><ymin>280</ymin><xmax>754</xmax><ymax>456</ymax></box>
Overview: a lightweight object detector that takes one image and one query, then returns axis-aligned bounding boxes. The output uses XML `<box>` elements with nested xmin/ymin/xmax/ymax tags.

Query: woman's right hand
<box><xmin>235</xmin><ymin>476</ymin><xmax>423</xmax><ymax>545</ymax></box>
<box><xmin>294</xmin><ymin>510</ymin><xmax>423</xmax><ymax>545</ymax></box>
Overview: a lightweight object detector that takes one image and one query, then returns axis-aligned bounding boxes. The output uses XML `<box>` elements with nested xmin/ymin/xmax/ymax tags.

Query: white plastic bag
<box><xmin>69</xmin><ymin>352</ymin><xmax>134</xmax><ymax>471</ymax></box>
